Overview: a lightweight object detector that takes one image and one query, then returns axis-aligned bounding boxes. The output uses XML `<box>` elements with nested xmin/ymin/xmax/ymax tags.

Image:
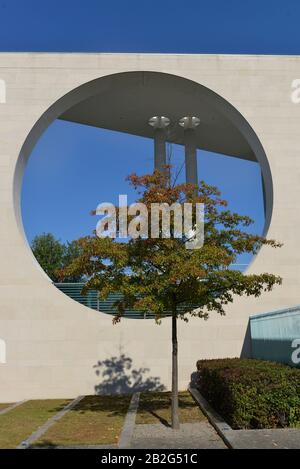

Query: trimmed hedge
<box><xmin>195</xmin><ymin>358</ymin><xmax>300</xmax><ymax>429</ymax></box>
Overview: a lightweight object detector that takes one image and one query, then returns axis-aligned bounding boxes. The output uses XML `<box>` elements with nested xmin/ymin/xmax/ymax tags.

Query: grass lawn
<box><xmin>33</xmin><ymin>395</ymin><xmax>131</xmax><ymax>447</ymax></box>
<box><xmin>0</xmin><ymin>392</ymin><xmax>205</xmax><ymax>448</ymax></box>
<box><xmin>136</xmin><ymin>391</ymin><xmax>206</xmax><ymax>426</ymax></box>
<box><xmin>0</xmin><ymin>403</ymin><xmax>13</xmax><ymax>411</ymax></box>
<box><xmin>0</xmin><ymin>399</ymin><xmax>70</xmax><ymax>449</ymax></box>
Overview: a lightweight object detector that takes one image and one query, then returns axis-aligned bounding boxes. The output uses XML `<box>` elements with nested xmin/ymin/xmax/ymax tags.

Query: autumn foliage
<box><xmin>60</xmin><ymin>169</ymin><xmax>282</xmax><ymax>322</ymax></box>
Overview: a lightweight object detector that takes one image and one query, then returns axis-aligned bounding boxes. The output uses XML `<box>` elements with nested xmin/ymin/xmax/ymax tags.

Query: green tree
<box><xmin>62</xmin><ymin>240</ymin><xmax>84</xmax><ymax>282</ymax></box>
<box><xmin>31</xmin><ymin>233</ymin><xmax>83</xmax><ymax>282</ymax></box>
<box><xmin>61</xmin><ymin>169</ymin><xmax>282</xmax><ymax>429</ymax></box>
<box><xmin>31</xmin><ymin>233</ymin><xmax>65</xmax><ymax>282</ymax></box>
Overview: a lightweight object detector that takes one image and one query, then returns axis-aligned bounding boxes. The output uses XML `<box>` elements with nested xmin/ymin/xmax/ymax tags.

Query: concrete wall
<box><xmin>0</xmin><ymin>53</ymin><xmax>300</xmax><ymax>401</ymax></box>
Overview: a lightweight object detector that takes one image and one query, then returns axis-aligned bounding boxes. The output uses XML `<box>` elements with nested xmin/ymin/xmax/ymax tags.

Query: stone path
<box><xmin>119</xmin><ymin>392</ymin><xmax>140</xmax><ymax>448</ymax></box>
<box><xmin>0</xmin><ymin>400</ymin><xmax>27</xmax><ymax>416</ymax></box>
<box><xmin>130</xmin><ymin>421</ymin><xmax>227</xmax><ymax>449</ymax></box>
<box><xmin>18</xmin><ymin>396</ymin><xmax>84</xmax><ymax>449</ymax></box>
<box><xmin>189</xmin><ymin>387</ymin><xmax>300</xmax><ymax>450</ymax></box>
<box><xmin>226</xmin><ymin>428</ymin><xmax>300</xmax><ymax>449</ymax></box>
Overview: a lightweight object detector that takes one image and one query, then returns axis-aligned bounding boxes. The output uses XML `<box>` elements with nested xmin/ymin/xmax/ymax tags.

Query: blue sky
<box><xmin>0</xmin><ymin>0</ymin><xmax>299</xmax><ymax>54</ymax></box>
<box><xmin>2</xmin><ymin>0</ymin><xmax>295</xmax><ymax>267</ymax></box>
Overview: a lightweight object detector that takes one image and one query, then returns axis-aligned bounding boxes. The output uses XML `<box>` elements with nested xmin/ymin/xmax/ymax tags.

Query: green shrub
<box><xmin>195</xmin><ymin>358</ymin><xmax>300</xmax><ymax>429</ymax></box>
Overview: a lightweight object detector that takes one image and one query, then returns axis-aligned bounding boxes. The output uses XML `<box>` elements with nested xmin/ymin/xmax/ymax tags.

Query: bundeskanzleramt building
<box><xmin>0</xmin><ymin>53</ymin><xmax>300</xmax><ymax>401</ymax></box>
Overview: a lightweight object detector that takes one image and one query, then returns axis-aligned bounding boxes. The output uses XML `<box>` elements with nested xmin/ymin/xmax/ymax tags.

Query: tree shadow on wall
<box><xmin>94</xmin><ymin>353</ymin><xmax>166</xmax><ymax>395</ymax></box>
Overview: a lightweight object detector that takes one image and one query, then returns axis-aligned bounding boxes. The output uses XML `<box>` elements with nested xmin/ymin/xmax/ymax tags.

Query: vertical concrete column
<box><xmin>148</xmin><ymin>116</ymin><xmax>170</xmax><ymax>174</ymax></box>
<box><xmin>184</xmin><ymin>128</ymin><xmax>198</xmax><ymax>185</ymax></box>
<box><xmin>154</xmin><ymin>127</ymin><xmax>167</xmax><ymax>172</ymax></box>
<box><xmin>179</xmin><ymin>116</ymin><xmax>200</xmax><ymax>185</ymax></box>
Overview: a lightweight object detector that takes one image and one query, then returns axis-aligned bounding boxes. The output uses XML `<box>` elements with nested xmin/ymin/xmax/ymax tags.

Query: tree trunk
<box><xmin>171</xmin><ymin>312</ymin><xmax>180</xmax><ymax>429</ymax></box>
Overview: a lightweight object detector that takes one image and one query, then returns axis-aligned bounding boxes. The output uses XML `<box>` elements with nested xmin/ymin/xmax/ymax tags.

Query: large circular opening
<box><xmin>16</xmin><ymin>71</ymin><xmax>273</xmax><ymax>318</ymax></box>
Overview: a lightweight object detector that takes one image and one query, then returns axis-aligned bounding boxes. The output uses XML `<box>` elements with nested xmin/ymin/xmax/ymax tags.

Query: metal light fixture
<box><xmin>178</xmin><ymin>116</ymin><xmax>200</xmax><ymax>130</ymax></box>
<box><xmin>148</xmin><ymin>116</ymin><xmax>171</xmax><ymax>129</ymax></box>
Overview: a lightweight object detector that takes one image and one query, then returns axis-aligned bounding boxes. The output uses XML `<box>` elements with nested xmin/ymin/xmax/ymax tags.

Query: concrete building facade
<box><xmin>0</xmin><ymin>53</ymin><xmax>299</xmax><ymax>401</ymax></box>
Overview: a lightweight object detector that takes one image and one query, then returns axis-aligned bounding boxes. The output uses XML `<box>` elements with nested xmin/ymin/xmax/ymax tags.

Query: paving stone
<box><xmin>226</xmin><ymin>428</ymin><xmax>300</xmax><ymax>449</ymax></box>
<box><xmin>131</xmin><ymin>421</ymin><xmax>227</xmax><ymax>449</ymax></box>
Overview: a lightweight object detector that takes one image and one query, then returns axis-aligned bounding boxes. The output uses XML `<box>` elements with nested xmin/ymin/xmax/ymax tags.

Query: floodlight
<box><xmin>178</xmin><ymin>116</ymin><xmax>200</xmax><ymax>129</ymax></box>
<box><xmin>148</xmin><ymin>116</ymin><xmax>171</xmax><ymax>129</ymax></box>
